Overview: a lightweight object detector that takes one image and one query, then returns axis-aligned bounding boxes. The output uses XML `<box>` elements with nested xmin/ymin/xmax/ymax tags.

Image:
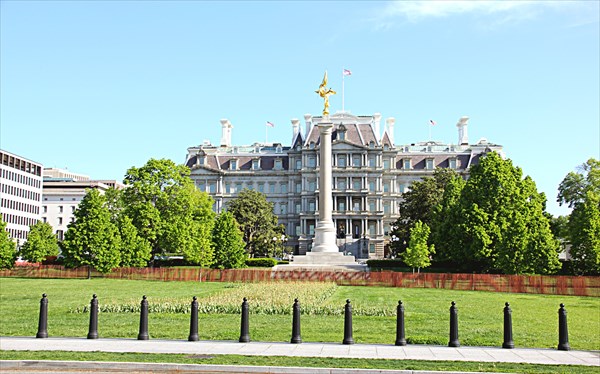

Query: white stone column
<box><xmin>312</xmin><ymin>122</ymin><xmax>338</xmax><ymax>253</ymax></box>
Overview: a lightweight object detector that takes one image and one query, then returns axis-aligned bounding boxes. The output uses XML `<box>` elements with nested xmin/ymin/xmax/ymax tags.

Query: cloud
<box><xmin>373</xmin><ymin>0</ymin><xmax>593</xmax><ymax>27</ymax></box>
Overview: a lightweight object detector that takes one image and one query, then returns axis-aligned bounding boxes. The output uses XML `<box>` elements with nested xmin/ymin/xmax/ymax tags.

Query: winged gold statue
<box><xmin>315</xmin><ymin>70</ymin><xmax>336</xmax><ymax>116</ymax></box>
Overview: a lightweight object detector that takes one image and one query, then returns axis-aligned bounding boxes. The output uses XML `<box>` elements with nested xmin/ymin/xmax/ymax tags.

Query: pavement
<box><xmin>1</xmin><ymin>336</ymin><xmax>599</xmax><ymax>372</ymax></box>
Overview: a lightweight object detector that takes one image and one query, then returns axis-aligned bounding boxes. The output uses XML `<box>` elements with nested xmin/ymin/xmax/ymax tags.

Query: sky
<box><xmin>1</xmin><ymin>0</ymin><xmax>599</xmax><ymax>217</ymax></box>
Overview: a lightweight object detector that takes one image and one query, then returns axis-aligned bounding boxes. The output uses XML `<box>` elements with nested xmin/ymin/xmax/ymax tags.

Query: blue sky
<box><xmin>1</xmin><ymin>1</ymin><xmax>598</xmax><ymax>217</ymax></box>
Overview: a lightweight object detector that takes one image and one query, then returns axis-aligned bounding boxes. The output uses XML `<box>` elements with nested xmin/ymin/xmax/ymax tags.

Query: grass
<box><xmin>0</xmin><ymin>277</ymin><xmax>599</xmax><ymax>350</ymax></box>
<box><xmin>1</xmin><ymin>350</ymin><xmax>597</xmax><ymax>374</ymax></box>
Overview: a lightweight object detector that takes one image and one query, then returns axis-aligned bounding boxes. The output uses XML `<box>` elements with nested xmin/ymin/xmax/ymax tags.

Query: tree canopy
<box><xmin>402</xmin><ymin>221</ymin><xmax>435</xmax><ymax>273</ymax></box>
<box><xmin>432</xmin><ymin>152</ymin><xmax>560</xmax><ymax>274</ymax></box>
<box><xmin>19</xmin><ymin>221</ymin><xmax>59</xmax><ymax>263</ymax></box>
<box><xmin>0</xmin><ymin>219</ymin><xmax>16</xmax><ymax>269</ymax></box>
<box><xmin>211</xmin><ymin>211</ymin><xmax>247</xmax><ymax>269</ymax></box>
<box><xmin>558</xmin><ymin>158</ymin><xmax>600</xmax><ymax>274</ymax></box>
<box><xmin>226</xmin><ymin>189</ymin><xmax>281</xmax><ymax>257</ymax></box>
<box><xmin>61</xmin><ymin>189</ymin><xmax>121</xmax><ymax>274</ymax></box>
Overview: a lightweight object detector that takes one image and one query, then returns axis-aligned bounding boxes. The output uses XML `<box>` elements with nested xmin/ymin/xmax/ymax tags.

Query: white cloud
<box><xmin>374</xmin><ymin>0</ymin><xmax>591</xmax><ymax>26</ymax></box>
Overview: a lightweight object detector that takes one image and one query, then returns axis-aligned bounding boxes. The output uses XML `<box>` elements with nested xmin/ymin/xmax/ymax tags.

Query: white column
<box><xmin>312</xmin><ymin>122</ymin><xmax>338</xmax><ymax>252</ymax></box>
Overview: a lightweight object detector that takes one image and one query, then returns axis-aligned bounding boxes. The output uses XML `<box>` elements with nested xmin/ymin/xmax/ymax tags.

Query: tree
<box><xmin>61</xmin><ymin>189</ymin><xmax>121</xmax><ymax>277</ymax></box>
<box><xmin>390</xmin><ymin>169</ymin><xmax>460</xmax><ymax>257</ymax></box>
<box><xmin>430</xmin><ymin>175</ymin><xmax>465</xmax><ymax>262</ymax></box>
<box><xmin>0</xmin><ymin>219</ymin><xmax>17</xmax><ymax>269</ymax></box>
<box><xmin>438</xmin><ymin>152</ymin><xmax>560</xmax><ymax>274</ymax></box>
<box><xmin>122</xmin><ymin>158</ymin><xmax>215</xmax><ymax>264</ymax></box>
<box><xmin>226</xmin><ymin>189</ymin><xmax>281</xmax><ymax>257</ymax></box>
<box><xmin>19</xmin><ymin>222</ymin><xmax>59</xmax><ymax>263</ymax></box>
<box><xmin>211</xmin><ymin>211</ymin><xmax>247</xmax><ymax>269</ymax></box>
<box><xmin>402</xmin><ymin>221</ymin><xmax>435</xmax><ymax>273</ymax></box>
<box><xmin>558</xmin><ymin>159</ymin><xmax>600</xmax><ymax>274</ymax></box>
<box><xmin>117</xmin><ymin>215</ymin><xmax>152</xmax><ymax>267</ymax></box>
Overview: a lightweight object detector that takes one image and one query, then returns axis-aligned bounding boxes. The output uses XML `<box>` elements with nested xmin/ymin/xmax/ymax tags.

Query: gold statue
<box><xmin>315</xmin><ymin>70</ymin><xmax>336</xmax><ymax>116</ymax></box>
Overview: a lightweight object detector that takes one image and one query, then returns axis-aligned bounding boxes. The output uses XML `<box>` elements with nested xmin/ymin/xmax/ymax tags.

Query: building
<box><xmin>0</xmin><ymin>150</ymin><xmax>43</xmax><ymax>247</ymax></box>
<box><xmin>41</xmin><ymin>168</ymin><xmax>124</xmax><ymax>240</ymax></box>
<box><xmin>185</xmin><ymin>113</ymin><xmax>503</xmax><ymax>259</ymax></box>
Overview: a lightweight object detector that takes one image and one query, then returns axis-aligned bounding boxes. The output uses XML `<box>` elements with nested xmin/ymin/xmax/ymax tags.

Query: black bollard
<box><xmin>502</xmin><ymin>302</ymin><xmax>514</xmax><ymax>349</ymax></box>
<box><xmin>239</xmin><ymin>297</ymin><xmax>250</xmax><ymax>343</ymax></box>
<box><xmin>558</xmin><ymin>303</ymin><xmax>570</xmax><ymax>351</ymax></box>
<box><xmin>87</xmin><ymin>294</ymin><xmax>99</xmax><ymax>339</ymax></box>
<box><xmin>448</xmin><ymin>301</ymin><xmax>460</xmax><ymax>347</ymax></box>
<box><xmin>137</xmin><ymin>295</ymin><xmax>149</xmax><ymax>340</ymax></box>
<box><xmin>36</xmin><ymin>293</ymin><xmax>48</xmax><ymax>338</ymax></box>
<box><xmin>395</xmin><ymin>300</ymin><xmax>407</xmax><ymax>346</ymax></box>
<box><xmin>342</xmin><ymin>299</ymin><xmax>354</xmax><ymax>345</ymax></box>
<box><xmin>188</xmin><ymin>296</ymin><xmax>199</xmax><ymax>342</ymax></box>
<box><xmin>291</xmin><ymin>298</ymin><xmax>302</xmax><ymax>344</ymax></box>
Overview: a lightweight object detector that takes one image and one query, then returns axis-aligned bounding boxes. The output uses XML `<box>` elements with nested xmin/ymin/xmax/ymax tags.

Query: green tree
<box><xmin>440</xmin><ymin>152</ymin><xmax>560</xmax><ymax>274</ymax></box>
<box><xmin>19</xmin><ymin>221</ymin><xmax>59</xmax><ymax>263</ymax></box>
<box><xmin>122</xmin><ymin>158</ymin><xmax>215</xmax><ymax>264</ymax></box>
<box><xmin>402</xmin><ymin>221</ymin><xmax>435</xmax><ymax>273</ymax></box>
<box><xmin>226</xmin><ymin>189</ymin><xmax>281</xmax><ymax>257</ymax></box>
<box><xmin>61</xmin><ymin>189</ymin><xmax>121</xmax><ymax>277</ymax></box>
<box><xmin>117</xmin><ymin>215</ymin><xmax>152</xmax><ymax>267</ymax></box>
<box><xmin>211</xmin><ymin>211</ymin><xmax>247</xmax><ymax>269</ymax></box>
<box><xmin>390</xmin><ymin>169</ymin><xmax>460</xmax><ymax>257</ymax></box>
<box><xmin>0</xmin><ymin>219</ymin><xmax>17</xmax><ymax>269</ymax></box>
<box><xmin>558</xmin><ymin>159</ymin><xmax>600</xmax><ymax>274</ymax></box>
<box><xmin>430</xmin><ymin>175</ymin><xmax>466</xmax><ymax>262</ymax></box>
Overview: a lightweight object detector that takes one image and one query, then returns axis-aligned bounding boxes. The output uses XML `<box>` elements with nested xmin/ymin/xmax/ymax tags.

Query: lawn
<box><xmin>0</xmin><ymin>277</ymin><xmax>598</xmax><ymax>350</ymax></box>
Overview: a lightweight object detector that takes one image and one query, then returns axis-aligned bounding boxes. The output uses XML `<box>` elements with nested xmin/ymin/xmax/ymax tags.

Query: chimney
<box><xmin>385</xmin><ymin>117</ymin><xmax>395</xmax><ymax>145</ymax></box>
<box><xmin>456</xmin><ymin>116</ymin><xmax>469</xmax><ymax>145</ymax></box>
<box><xmin>303</xmin><ymin>114</ymin><xmax>313</xmax><ymax>139</ymax></box>
<box><xmin>220</xmin><ymin>119</ymin><xmax>233</xmax><ymax>147</ymax></box>
<box><xmin>291</xmin><ymin>118</ymin><xmax>300</xmax><ymax>140</ymax></box>
<box><xmin>373</xmin><ymin>113</ymin><xmax>382</xmax><ymax>142</ymax></box>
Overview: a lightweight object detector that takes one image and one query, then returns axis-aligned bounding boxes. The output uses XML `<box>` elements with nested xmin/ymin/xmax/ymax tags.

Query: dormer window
<box><xmin>309</xmin><ymin>142</ymin><xmax>315</xmax><ymax>149</ymax></box>
<box><xmin>403</xmin><ymin>159</ymin><xmax>411</xmax><ymax>170</ymax></box>
<box><xmin>337</xmin><ymin>124</ymin><xmax>346</xmax><ymax>141</ymax></box>
<box><xmin>252</xmin><ymin>158</ymin><xmax>260</xmax><ymax>170</ymax></box>
<box><xmin>276</xmin><ymin>145</ymin><xmax>282</xmax><ymax>153</ymax></box>
<box><xmin>369</xmin><ymin>141</ymin><xmax>375</xmax><ymax>149</ymax></box>
<box><xmin>426</xmin><ymin>158</ymin><xmax>434</xmax><ymax>170</ymax></box>
<box><xmin>449</xmin><ymin>158</ymin><xmax>457</xmax><ymax>169</ymax></box>
<box><xmin>230</xmin><ymin>159</ymin><xmax>238</xmax><ymax>170</ymax></box>
<box><xmin>384</xmin><ymin>144</ymin><xmax>389</xmax><ymax>151</ymax></box>
<box><xmin>274</xmin><ymin>158</ymin><xmax>282</xmax><ymax>170</ymax></box>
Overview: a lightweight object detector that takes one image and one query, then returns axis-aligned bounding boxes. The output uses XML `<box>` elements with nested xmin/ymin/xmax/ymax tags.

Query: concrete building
<box><xmin>0</xmin><ymin>150</ymin><xmax>43</xmax><ymax>247</ymax></box>
<box><xmin>41</xmin><ymin>169</ymin><xmax>124</xmax><ymax>240</ymax></box>
<box><xmin>185</xmin><ymin>112</ymin><xmax>503</xmax><ymax>259</ymax></box>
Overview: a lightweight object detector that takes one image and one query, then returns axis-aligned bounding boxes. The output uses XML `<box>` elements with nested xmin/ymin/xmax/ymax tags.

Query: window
<box><xmin>280</xmin><ymin>183</ymin><xmax>287</xmax><ymax>193</ymax></box>
<box><xmin>399</xmin><ymin>184</ymin><xmax>407</xmax><ymax>193</ymax></box>
<box><xmin>369</xmin><ymin>141</ymin><xmax>375</xmax><ymax>149</ymax></box>
<box><xmin>352</xmin><ymin>155</ymin><xmax>361</xmax><ymax>167</ymax></box>
<box><xmin>258</xmin><ymin>183</ymin><xmax>265</xmax><ymax>193</ymax></box>
<box><xmin>337</xmin><ymin>179</ymin><xmax>346</xmax><ymax>190</ymax></box>
<box><xmin>42</xmin><ymin>217</ymin><xmax>47</xmax><ymax>223</ymax></box>
<box><xmin>269</xmin><ymin>183</ymin><xmax>276</xmax><ymax>194</ymax></box>
<box><xmin>383</xmin><ymin>159</ymin><xmax>390</xmax><ymax>170</ymax></box>
<box><xmin>369</xmin><ymin>243</ymin><xmax>376</xmax><ymax>253</ymax></box>
<box><xmin>308</xmin><ymin>157</ymin><xmax>316</xmax><ymax>168</ymax></box>
<box><xmin>43</xmin><ymin>206</ymin><xmax>47</xmax><ymax>213</ymax></box>
<box><xmin>352</xmin><ymin>178</ymin><xmax>361</xmax><ymax>190</ymax></box>
<box><xmin>383</xmin><ymin>202</ymin><xmax>390</xmax><ymax>215</ymax></box>
<box><xmin>280</xmin><ymin>204</ymin><xmax>287</xmax><ymax>215</ymax></box>
<box><xmin>369</xmin><ymin>200</ymin><xmax>376</xmax><ymax>212</ymax></box>
<box><xmin>309</xmin><ymin>142</ymin><xmax>315</xmax><ymax>149</ymax></box>
<box><xmin>449</xmin><ymin>158</ymin><xmax>457</xmax><ymax>169</ymax></box>
<box><xmin>426</xmin><ymin>159</ymin><xmax>434</xmax><ymax>170</ymax></box>
<box><xmin>337</xmin><ymin>155</ymin><xmax>346</xmax><ymax>167</ymax></box>
<box><xmin>295</xmin><ymin>225</ymin><xmax>301</xmax><ymax>236</ymax></box>
<box><xmin>353</xmin><ymin>200</ymin><xmax>361</xmax><ymax>212</ymax></box>
<box><xmin>56</xmin><ymin>230</ymin><xmax>64</xmax><ymax>241</ymax></box>
<box><xmin>58</xmin><ymin>217</ymin><xmax>63</xmax><ymax>225</ymax></box>
<box><xmin>369</xmin><ymin>222</ymin><xmax>377</xmax><ymax>236</ymax></box>
<box><xmin>384</xmin><ymin>144</ymin><xmax>389</xmax><ymax>151</ymax></box>
<box><xmin>230</xmin><ymin>160</ymin><xmax>237</xmax><ymax>170</ymax></box>
<box><xmin>235</xmin><ymin>183</ymin><xmax>243</xmax><ymax>193</ymax></box>
<box><xmin>58</xmin><ymin>206</ymin><xmax>63</xmax><ymax>213</ymax></box>
<box><xmin>209</xmin><ymin>183</ymin><xmax>216</xmax><ymax>193</ymax></box>
<box><xmin>383</xmin><ymin>182</ymin><xmax>390</xmax><ymax>193</ymax></box>
<box><xmin>295</xmin><ymin>203</ymin><xmax>301</xmax><ymax>214</ymax></box>
<box><xmin>295</xmin><ymin>182</ymin><xmax>302</xmax><ymax>193</ymax></box>
<box><xmin>403</xmin><ymin>159</ymin><xmax>411</xmax><ymax>170</ymax></box>
<box><xmin>198</xmin><ymin>181</ymin><xmax>206</xmax><ymax>191</ymax></box>
<box><xmin>295</xmin><ymin>159</ymin><xmax>302</xmax><ymax>170</ymax></box>
<box><xmin>337</xmin><ymin>200</ymin><xmax>346</xmax><ymax>212</ymax></box>
<box><xmin>308</xmin><ymin>223</ymin><xmax>315</xmax><ymax>235</ymax></box>
<box><xmin>308</xmin><ymin>200</ymin><xmax>316</xmax><ymax>212</ymax></box>
<box><xmin>308</xmin><ymin>181</ymin><xmax>316</xmax><ymax>192</ymax></box>
<box><xmin>225</xmin><ymin>183</ymin><xmax>232</xmax><ymax>194</ymax></box>
<box><xmin>274</xmin><ymin>159</ymin><xmax>282</xmax><ymax>170</ymax></box>
<box><xmin>252</xmin><ymin>159</ymin><xmax>260</xmax><ymax>170</ymax></box>
<box><xmin>71</xmin><ymin>206</ymin><xmax>75</xmax><ymax>212</ymax></box>
<box><xmin>369</xmin><ymin>156</ymin><xmax>376</xmax><ymax>168</ymax></box>
<box><xmin>368</xmin><ymin>179</ymin><xmax>376</xmax><ymax>192</ymax></box>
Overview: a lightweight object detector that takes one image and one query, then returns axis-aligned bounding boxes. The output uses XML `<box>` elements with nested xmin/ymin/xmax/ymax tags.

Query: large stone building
<box><xmin>41</xmin><ymin>168</ymin><xmax>124</xmax><ymax>240</ymax></box>
<box><xmin>0</xmin><ymin>150</ymin><xmax>43</xmax><ymax>247</ymax></box>
<box><xmin>185</xmin><ymin>112</ymin><xmax>503</xmax><ymax>259</ymax></box>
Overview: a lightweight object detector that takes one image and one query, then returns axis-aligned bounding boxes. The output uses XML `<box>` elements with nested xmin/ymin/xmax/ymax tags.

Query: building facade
<box><xmin>0</xmin><ymin>150</ymin><xmax>43</xmax><ymax>247</ymax></box>
<box><xmin>41</xmin><ymin>168</ymin><xmax>124</xmax><ymax>240</ymax></box>
<box><xmin>185</xmin><ymin>113</ymin><xmax>503</xmax><ymax>259</ymax></box>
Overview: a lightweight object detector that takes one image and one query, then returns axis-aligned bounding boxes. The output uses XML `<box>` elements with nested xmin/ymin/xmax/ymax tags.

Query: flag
<box><xmin>266</xmin><ymin>121</ymin><xmax>275</xmax><ymax>127</ymax></box>
<box><xmin>343</xmin><ymin>68</ymin><xmax>352</xmax><ymax>76</ymax></box>
<box><xmin>429</xmin><ymin>120</ymin><xmax>437</xmax><ymax>126</ymax></box>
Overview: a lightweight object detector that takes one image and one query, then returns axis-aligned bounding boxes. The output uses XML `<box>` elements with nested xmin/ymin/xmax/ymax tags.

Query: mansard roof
<box><xmin>305</xmin><ymin>122</ymin><xmax>379</xmax><ymax>148</ymax></box>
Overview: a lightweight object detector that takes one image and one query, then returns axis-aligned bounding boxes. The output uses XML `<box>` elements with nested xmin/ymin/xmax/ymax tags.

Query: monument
<box><xmin>280</xmin><ymin>72</ymin><xmax>365</xmax><ymax>270</ymax></box>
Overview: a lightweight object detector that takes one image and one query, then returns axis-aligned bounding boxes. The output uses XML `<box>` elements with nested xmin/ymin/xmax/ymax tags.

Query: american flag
<box><xmin>343</xmin><ymin>69</ymin><xmax>352</xmax><ymax>76</ymax></box>
<box><xmin>429</xmin><ymin>120</ymin><xmax>437</xmax><ymax>126</ymax></box>
<box><xmin>266</xmin><ymin>121</ymin><xmax>275</xmax><ymax>127</ymax></box>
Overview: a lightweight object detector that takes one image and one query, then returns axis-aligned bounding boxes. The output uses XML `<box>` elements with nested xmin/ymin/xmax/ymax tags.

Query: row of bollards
<box><xmin>35</xmin><ymin>294</ymin><xmax>571</xmax><ymax>351</ymax></box>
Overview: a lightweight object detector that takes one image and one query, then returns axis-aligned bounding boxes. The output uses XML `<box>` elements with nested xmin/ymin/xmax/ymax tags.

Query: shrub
<box><xmin>366</xmin><ymin>259</ymin><xmax>407</xmax><ymax>269</ymax></box>
<box><xmin>246</xmin><ymin>258</ymin><xmax>278</xmax><ymax>267</ymax></box>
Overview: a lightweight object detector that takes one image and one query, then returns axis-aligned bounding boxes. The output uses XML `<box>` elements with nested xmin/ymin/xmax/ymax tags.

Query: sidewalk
<box><xmin>1</xmin><ymin>336</ymin><xmax>598</xmax><ymax>367</ymax></box>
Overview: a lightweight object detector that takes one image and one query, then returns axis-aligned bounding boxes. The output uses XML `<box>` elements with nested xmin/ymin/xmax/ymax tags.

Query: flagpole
<box><xmin>266</xmin><ymin>125</ymin><xmax>268</xmax><ymax>145</ymax></box>
<box><xmin>429</xmin><ymin>121</ymin><xmax>431</xmax><ymax>141</ymax></box>
<box><xmin>342</xmin><ymin>67</ymin><xmax>345</xmax><ymax>113</ymax></box>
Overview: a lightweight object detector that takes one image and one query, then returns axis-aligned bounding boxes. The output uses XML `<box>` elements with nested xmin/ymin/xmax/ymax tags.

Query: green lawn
<box><xmin>0</xmin><ymin>277</ymin><xmax>598</xmax><ymax>350</ymax></box>
<box><xmin>1</xmin><ymin>350</ymin><xmax>596</xmax><ymax>374</ymax></box>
